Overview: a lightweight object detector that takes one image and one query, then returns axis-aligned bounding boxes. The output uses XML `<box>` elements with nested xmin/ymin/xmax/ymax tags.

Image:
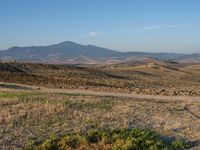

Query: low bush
<box><xmin>25</xmin><ymin>128</ymin><xmax>189</xmax><ymax>150</ymax></box>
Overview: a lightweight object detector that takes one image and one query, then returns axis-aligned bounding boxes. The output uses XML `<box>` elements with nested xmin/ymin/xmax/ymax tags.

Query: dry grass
<box><xmin>0</xmin><ymin>62</ymin><xmax>200</xmax><ymax>149</ymax></box>
<box><xmin>0</xmin><ymin>90</ymin><xmax>199</xmax><ymax>149</ymax></box>
<box><xmin>0</xmin><ymin>62</ymin><xmax>200</xmax><ymax>96</ymax></box>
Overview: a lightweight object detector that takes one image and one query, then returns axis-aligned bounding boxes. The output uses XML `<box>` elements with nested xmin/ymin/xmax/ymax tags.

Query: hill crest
<box><xmin>0</xmin><ymin>41</ymin><xmax>199</xmax><ymax>64</ymax></box>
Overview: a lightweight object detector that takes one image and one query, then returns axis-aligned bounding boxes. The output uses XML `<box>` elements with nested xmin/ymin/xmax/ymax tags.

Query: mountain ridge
<box><xmin>0</xmin><ymin>41</ymin><xmax>199</xmax><ymax>64</ymax></box>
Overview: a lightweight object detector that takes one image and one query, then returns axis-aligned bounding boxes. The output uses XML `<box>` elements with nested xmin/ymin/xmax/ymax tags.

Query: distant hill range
<box><xmin>0</xmin><ymin>41</ymin><xmax>199</xmax><ymax>64</ymax></box>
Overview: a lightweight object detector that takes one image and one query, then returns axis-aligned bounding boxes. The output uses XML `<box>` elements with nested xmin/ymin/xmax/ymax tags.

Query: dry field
<box><xmin>0</xmin><ymin>62</ymin><xmax>200</xmax><ymax>149</ymax></box>
<box><xmin>0</xmin><ymin>62</ymin><xmax>200</xmax><ymax>96</ymax></box>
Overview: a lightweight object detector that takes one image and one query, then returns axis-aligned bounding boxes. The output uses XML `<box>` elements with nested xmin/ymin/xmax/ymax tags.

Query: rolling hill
<box><xmin>0</xmin><ymin>41</ymin><xmax>199</xmax><ymax>64</ymax></box>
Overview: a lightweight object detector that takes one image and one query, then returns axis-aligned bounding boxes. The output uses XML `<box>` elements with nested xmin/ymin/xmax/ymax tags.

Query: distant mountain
<box><xmin>175</xmin><ymin>53</ymin><xmax>200</xmax><ymax>63</ymax></box>
<box><xmin>0</xmin><ymin>41</ymin><xmax>199</xmax><ymax>64</ymax></box>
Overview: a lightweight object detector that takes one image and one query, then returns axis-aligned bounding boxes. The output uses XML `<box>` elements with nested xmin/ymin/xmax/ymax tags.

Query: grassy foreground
<box><xmin>26</xmin><ymin>128</ymin><xmax>188</xmax><ymax>150</ymax></box>
<box><xmin>1</xmin><ymin>89</ymin><xmax>199</xmax><ymax>149</ymax></box>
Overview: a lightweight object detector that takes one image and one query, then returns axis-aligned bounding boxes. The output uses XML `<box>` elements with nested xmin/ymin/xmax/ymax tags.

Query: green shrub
<box><xmin>86</xmin><ymin>130</ymin><xmax>102</xmax><ymax>143</ymax></box>
<box><xmin>41</xmin><ymin>134</ymin><xmax>59</xmax><ymax>150</ymax></box>
<box><xmin>172</xmin><ymin>140</ymin><xmax>187</xmax><ymax>150</ymax></box>
<box><xmin>58</xmin><ymin>134</ymin><xmax>86</xmax><ymax>149</ymax></box>
<box><xmin>26</xmin><ymin>128</ymin><xmax>189</xmax><ymax>150</ymax></box>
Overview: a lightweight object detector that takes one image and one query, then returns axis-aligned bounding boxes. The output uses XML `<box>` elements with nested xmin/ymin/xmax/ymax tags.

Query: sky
<box><xmin>0</xmin><ymin>0</ymin><xmax>200</xmax><ymax>53</ymax></box>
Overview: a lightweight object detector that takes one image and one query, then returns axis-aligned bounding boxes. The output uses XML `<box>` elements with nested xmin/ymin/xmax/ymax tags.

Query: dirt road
<box><xmin>1</xmin><ymin>82</ymin><xmax>200</xmax><ymax>102</ymax></box>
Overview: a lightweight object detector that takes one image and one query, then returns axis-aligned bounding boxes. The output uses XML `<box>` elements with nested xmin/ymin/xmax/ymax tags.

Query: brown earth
<box><xmin>0</xmin><ymin>62</ymin><xmax>200</xmax><ymax>149</ymax></box>
<box><xmin>0</xmin><ymin>62</ymin><xmax>200</xmax><ymax>96</ymax></box>
<box><xmin>0</xmin><ymin>85</ymin><xmax>199</xmax><ymax>149</ymax></box>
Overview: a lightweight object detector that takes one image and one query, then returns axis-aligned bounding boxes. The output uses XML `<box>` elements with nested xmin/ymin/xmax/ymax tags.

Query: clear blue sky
<box><xmin>0</xmin><ymin>0</ymin><xmax>200</xmax><ymax>53</ymax></box>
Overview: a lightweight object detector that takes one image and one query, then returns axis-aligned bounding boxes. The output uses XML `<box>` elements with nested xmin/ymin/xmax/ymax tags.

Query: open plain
<box><xmin>0</xmin><ymin>62</ymin><xmax>200</xmax><ymax>149</ymax></box>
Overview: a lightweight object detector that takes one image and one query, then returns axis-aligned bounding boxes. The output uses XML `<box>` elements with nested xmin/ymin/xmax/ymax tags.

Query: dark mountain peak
<box><xmin>54</xmin><ymin>41</ymin><xmax>84</xmax><ymax>47</ymax></box>
<box><xmin>86</xmin><ymin>44</ymin><xmax>96</xmax><ymax>47</ymax></box>
<box><xmin>0</xmin><ymin>41</ymin><xmax>199</xmax><ymax>64</ymax></box>
<box><xmin>9</xmin><ymin>46</ymin><xmax>20</xmax><ymax>50</ymax></box>
<box><xmin>58</xmin><ymin>41</ymin><xmax>76</xmax><ymax>45</ymax></box>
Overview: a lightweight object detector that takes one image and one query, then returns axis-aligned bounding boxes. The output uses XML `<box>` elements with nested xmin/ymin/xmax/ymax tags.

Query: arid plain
<box><xmin>0</xmin><ymin>61</ymin><xmax>200</xmax><ymax>149</ymax></box>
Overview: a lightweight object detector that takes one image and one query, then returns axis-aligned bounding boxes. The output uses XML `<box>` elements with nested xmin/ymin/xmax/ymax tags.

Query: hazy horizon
<box><xmin>0</xmin><ymin>41</ymin><xmax>198</xmax><ymax>54</ymax></box>
<box><xmin>0</xmin><ymin>0</ymin><xmax>200</xmax><ymax>53</ymax></box>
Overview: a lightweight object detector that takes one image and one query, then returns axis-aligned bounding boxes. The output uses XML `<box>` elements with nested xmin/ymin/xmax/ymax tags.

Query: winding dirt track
<box><xmin>43</xmin><ymin>88</ymin><xmax>200</xmax><ymax>102</ymax></box>
<box><xmin>1</xmin><ymin>82</ymin><xmax>200</xmax><ymax>102</ymax></box>
<box><xmin>1</xmin><ymin>82</ymin><xmax>200</xmax><ymax>149</ymax></box>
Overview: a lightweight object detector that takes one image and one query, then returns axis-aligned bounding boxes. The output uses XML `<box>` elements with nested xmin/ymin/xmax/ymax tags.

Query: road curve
<box><xmin>1</xmin><ymin>82</ymin><xmax>200</xmax><ymax>102</ymax></box>
<box><xmin>42</xmin><ymin>88</ymin><xmax>200</xmax><ymax>102</ymax></box>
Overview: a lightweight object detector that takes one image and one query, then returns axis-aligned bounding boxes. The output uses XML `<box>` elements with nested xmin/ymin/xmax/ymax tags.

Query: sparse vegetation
<box><xmin>0</xmin><ymin>92</ymin><xmax>29</xmax><ymax>98</ymax></box>
<box><xmin>0</xmin><ymin>90</ymin><xmax>199</xmax><ymax>149</ymax></box>
<box><xmin>0</xmin><ymin>62</ymin><xmax>200</xmax><ymax>96</ymax></box>
<box><xmin>0</xmin><ymin>63</ymin><xmax>200</xmax><ymax>149</ymax></box>
<box><xmin>64</xmin><ymin>100</ymin><xmax>112</xmax><ymax>110</ymax></box>
<box><xmin>26</xmin><ymin>129</ymin><xmax>189</xmax><ymax>150</ymax></box>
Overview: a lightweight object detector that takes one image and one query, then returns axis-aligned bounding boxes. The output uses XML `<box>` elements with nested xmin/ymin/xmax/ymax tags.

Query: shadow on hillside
<box><xmin>0</xmin><ymin>83</ymin><xmax>34</xmax><ymax>90</ymax></box>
